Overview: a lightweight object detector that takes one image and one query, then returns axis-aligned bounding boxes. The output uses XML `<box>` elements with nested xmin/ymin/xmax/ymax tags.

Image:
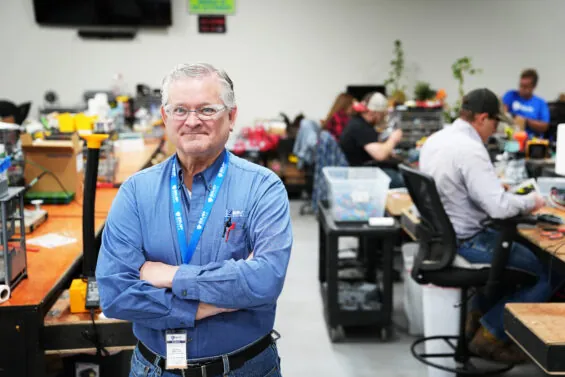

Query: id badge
<box><xmin>165</xmin><ymin>330</ymin><xmax>188</xmax><ymax>370</ymax></box>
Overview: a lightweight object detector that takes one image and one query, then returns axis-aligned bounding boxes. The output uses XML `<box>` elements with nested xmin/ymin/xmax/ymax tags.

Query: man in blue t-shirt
<box><xmin>502</xmin><ymin>69</ymin><xmax>550</xmax><ymax>138</ymax></box>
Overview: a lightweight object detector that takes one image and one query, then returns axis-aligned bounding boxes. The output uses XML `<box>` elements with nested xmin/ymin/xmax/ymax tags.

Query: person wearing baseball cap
<box><xmin>419</xmin><ymin>88</ymin><xmax>550</xmax><ymax>364</ymax></box>
<box><xmin>339</xmin><ymin>92</ymin><xmax>404</xmax><ymax>187</ymax></box>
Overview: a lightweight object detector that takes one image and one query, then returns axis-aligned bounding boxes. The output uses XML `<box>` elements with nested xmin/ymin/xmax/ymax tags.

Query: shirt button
<box><xmin>208</xmin><ymin>184</ymin><xmax>212</xmax><ymax>190</ymax></box>
<box><xmin>182</xmin><ymin>289</ymin><xmax>187</xmax><ymax>296</ymax></box>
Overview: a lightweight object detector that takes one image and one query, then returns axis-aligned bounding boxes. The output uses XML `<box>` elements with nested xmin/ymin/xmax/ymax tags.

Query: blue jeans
<box><xmin>129</xmin><ymin>343</ymin><xmax>282</xmax><ymax>377</ymax></box>
<box><xmin>458</xmin><ymin>228</ymin><xmax>552</xmax><ymax>341</ymax></box>
<box><xmin>382</xmin><ymin>168</ymin><xmax>405</xmax><ymax>189</ymax></box>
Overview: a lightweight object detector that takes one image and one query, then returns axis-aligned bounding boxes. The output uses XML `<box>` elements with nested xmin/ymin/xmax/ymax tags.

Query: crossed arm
<box><xmin>96</xmin><ymin>178</ymin><xmax>292</xmax><ymax>330</ymax></box>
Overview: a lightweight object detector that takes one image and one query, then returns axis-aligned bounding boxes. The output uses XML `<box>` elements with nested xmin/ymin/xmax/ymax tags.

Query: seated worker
<box><xmin>323</xmin><ymin>92</ymin><xmax>354</xmax><ymax>140</ymax></box>
<box><xmin>420</xmin><ymin>88</ymin><xmax>549</xmax><ymax>364</ymax></box>
<box><xmin>339</xmin><ymin>92</ymin><xmax>404</xmax><ymax>188</ymax></box>
<box><xmin>502</xmin><ymin>69</ymin><xmax>550</xmax><ymax>138</ymax></box>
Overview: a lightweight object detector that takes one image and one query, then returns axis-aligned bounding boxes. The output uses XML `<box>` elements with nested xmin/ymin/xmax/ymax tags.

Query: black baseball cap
<box><xmin>461</xmin><ymin>88</ymin><xmax>513</xmax><ymax>124</ymax></box>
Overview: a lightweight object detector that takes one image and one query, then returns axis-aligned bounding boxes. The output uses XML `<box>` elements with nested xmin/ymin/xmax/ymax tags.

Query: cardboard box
<box><xmin>21</xmin><ymin>133</ymin><xmax>84</xmax><ymax>197</ymax></box>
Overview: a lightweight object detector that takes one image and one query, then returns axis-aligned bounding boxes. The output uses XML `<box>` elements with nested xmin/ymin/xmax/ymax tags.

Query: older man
<box><xmin>96</xmin><ymin>63</ymin><xmax>292</xmax><ymax>377</ymax></box>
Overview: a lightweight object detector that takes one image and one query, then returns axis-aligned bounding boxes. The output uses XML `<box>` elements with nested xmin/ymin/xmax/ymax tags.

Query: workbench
<box><xmin>504</xmin><ymin>206</ymin><xmax>565</xmax><ymax>375</ymax></box>
<box><xmin>0</xmin><ymin>138</ymin><xmax>163</xmax><ymax>377</ymax></box>
<box><xmin>385</xmin><ymin>191</ymin><xmax>565</xmax><ymax>374</ymax></box>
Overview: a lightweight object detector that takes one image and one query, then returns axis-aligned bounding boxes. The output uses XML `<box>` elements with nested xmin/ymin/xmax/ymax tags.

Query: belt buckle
<box><xmin>184</xmin><ymin>361</ymin><xmax>210</xmax><ymax>377</ymax></box>
<box><xmin>271</xmin><ymin>329</ymin><xmax>281</xmax><ymax>342</ymax></box>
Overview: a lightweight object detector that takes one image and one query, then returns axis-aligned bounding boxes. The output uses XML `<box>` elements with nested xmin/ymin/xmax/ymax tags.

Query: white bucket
<box><xmin>402</xmin><ymin>243</ymin><xmax>424</xmax><ymax>336</ymax></box>
<box><xmin>422</xmin><ymin>285</ymin><xmax>462</xmax><ymax>377</ymax></box>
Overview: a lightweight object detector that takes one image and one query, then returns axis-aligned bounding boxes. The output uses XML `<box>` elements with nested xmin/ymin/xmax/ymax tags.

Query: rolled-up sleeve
<box><xmin>459</xmin><ymin>147</ymin><xmax>536</xmax><ymax>219</ymax></box>
<box><xmin>96</xmin><ymin>178</ymin><xmax>198</xmax><ymax>329</ymax></box>
<box><xmin>171</xmin><ymin>176</ymin><xmax>292</xmax><ymax>309</ymax></box>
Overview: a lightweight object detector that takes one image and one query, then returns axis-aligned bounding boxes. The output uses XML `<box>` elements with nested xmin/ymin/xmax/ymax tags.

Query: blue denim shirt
<box><xmin>96</xmin><ymin>149</ymin><xmax>292</xmax><ymax>359</ymax></box>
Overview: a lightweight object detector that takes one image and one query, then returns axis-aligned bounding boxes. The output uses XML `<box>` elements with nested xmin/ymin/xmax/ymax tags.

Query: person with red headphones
<box><xmin>339</xmin><ymin>92</ymin><xmax>404</xmax><ymax>187</ymax></box>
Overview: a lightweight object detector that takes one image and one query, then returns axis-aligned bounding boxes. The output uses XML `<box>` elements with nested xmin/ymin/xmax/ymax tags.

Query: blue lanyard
<box><xmin>171</xmin><ymin>152</ymin><xmax>229</xmax><ymax>264</ymax></box>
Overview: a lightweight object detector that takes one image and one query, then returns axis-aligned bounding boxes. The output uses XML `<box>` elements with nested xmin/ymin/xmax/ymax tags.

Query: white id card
<box><xmin>165</xmin><ymin>330</ymin><xmax>188</xmax><ymax>370</ymax></box>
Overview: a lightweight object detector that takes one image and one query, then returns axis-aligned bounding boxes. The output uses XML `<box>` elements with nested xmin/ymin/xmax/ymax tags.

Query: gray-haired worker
<box><xmin>96</xmin><ymin>63</ymin><xmax>292</xmax><ymax>377</ymax></box>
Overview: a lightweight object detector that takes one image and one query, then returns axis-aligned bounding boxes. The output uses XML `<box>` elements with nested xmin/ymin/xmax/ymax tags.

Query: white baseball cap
<box><xmin>366</xmin><ymin>92</ymin><xmax>388</xmax><ymax>112</ymax></box>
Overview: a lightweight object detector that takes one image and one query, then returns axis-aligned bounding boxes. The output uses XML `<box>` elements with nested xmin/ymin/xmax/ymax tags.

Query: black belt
<box><xmin>137</xmin><ymin>334</ymin><xmax>273</xmax><ymax>376</ymax></box>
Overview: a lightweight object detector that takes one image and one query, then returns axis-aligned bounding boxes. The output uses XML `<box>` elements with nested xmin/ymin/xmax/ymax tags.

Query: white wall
<box><xmin>1</xmin><ymin>0</ymin><xmax>564</xmax><ymax>129</ymax></box>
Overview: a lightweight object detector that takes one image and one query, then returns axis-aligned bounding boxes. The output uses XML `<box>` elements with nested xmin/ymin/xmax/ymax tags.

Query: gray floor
<box><xmin>274</xmin><ymin>201</ymin><xmax>544</xmax><ymax>376</ymax></box>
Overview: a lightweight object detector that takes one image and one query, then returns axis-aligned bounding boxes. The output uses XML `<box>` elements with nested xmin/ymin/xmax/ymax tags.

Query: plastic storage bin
<box><xmin>402</xmin><ymin>242</ymin><xmax>424</xmax><ymax>336</ymax></box>
<box><xmin>423</xmin><ymin>285</ymin><xmax>461</xmax><ymax>377</ymax></box>
<box><xmin>323</xmin><ymin>166</ymin><xmax>391</xmax><ymax>222</ymax></box>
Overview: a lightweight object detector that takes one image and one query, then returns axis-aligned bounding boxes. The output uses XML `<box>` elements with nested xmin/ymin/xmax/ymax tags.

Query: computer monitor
<box><xmin>547</xmin><ymin>101</ymin><xmax>565</xmax><ymax>140</ymax></box>
<box><xmin>346</xmin><ymin>85</ymin><xmax>387</xmax><ymax>101</ymax></box>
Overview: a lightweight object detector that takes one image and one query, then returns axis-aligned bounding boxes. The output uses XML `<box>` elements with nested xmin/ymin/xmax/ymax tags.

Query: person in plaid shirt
<box><xmin>323</xmin><ymin>93</ymin><xmax>354</xmax><ymax>140</ymax></box>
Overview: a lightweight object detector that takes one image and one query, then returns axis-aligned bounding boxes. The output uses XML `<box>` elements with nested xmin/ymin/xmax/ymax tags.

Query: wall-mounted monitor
<box><xmin>33</xmin><ymin>0</ymin><xmax>173</xmax><ymax>28</ymax></box>
<box><xmin>346</xmin><ymin>85</ymin><xmax>387</xmax><ymax>102</ymax></box>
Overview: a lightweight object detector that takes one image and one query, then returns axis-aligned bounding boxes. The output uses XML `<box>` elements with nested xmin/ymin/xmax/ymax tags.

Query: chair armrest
<box><xmin>483</xmin><ymin>215</ymin><xmax>536</xmax><ymax>301</ymax></box>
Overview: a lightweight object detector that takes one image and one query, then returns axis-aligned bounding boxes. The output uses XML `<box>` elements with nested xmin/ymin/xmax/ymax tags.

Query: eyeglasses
<box><xmin>164</xmin><ymin>104</ymin><xmax>228</xmax><ymax>121</ymax></box>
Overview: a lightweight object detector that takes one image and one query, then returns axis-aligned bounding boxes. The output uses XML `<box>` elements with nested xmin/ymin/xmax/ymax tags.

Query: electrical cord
<box><xmin>23</xmin><ymin>158</ymin><xmax>71</xmax><ymax>195</ymax></box>
<box><xmin>545</xmin><ymin>237</ymin><xmax>565</xmax><ymax>289</ymax></box>
<box><xmin>81</xmin><ymin>308</ymin><xmax>109</xmax><ymax>358</ymax></box>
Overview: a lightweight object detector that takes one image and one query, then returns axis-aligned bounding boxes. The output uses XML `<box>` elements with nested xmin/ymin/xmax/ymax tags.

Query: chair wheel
<box><xmin>329</xmin><ymin>326</ymin><xmax>344</xmax><ymax>343</ymax></box>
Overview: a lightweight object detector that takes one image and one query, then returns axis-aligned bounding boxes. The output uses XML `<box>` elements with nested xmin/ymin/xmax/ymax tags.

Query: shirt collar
<box><xmin>452</xmin><ymin>118</ymin><xmax>484</xmax><ymax>144</ymax></box>
<box><xmin>175</xmin><ymin>149</ymin><xmax>227</xmax><ymax>189</ymax></box>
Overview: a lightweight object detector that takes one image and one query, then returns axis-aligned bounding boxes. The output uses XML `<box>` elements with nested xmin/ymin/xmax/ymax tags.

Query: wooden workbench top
<box><xmin>505</xmin><ymin>302</ymin><xmax>565</xmax><ymax>375</ymax></box>
<box><xmin>506</xmin><ymin>303</ymin><xmax>565</xmax><ymax>346</ymax></box>
<box><xmin>0</xmin><ymin>139</ymin><xmax>162</xmax><ymax>308</ymax></box>
<box><xmin>518</xmin><ymin>207</ymin><xmax>565</xmax><ymax>254</ymax></box>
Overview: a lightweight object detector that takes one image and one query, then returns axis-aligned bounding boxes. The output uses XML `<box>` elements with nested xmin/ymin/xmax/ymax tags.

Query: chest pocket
<box><xmin>216</xmin><ymin>215</ymin><xmax>250</xmax><ymax>261</ymax></box>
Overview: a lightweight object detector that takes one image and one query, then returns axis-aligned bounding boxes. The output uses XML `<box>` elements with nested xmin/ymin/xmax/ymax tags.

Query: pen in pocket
<box><xmin>225</xmin><ymin>222</ymin><xmax>236</xmax><ymax>242</ymax></box>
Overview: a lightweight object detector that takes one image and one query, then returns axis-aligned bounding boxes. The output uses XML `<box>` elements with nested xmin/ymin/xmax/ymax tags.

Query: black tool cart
<box><xmin>317</xmin><ymin>200</ymin><xmax>400</xmax><ymax>342</ymax></box>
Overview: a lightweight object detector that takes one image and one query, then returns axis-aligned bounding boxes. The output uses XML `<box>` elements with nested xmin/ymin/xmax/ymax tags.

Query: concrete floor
<box><xmin>274</xmin><ymin>200</ymin><xmax>545</xmax><ymax>377</ymax></box>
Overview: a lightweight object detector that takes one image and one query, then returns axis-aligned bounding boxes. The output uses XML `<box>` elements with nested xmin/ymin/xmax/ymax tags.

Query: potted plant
<box><xmin>413</xmin><ymin>81</ymin><xmax>436</xmax><ymax>105</ymax></box>
<box><xmin>384</xmin><ymin>40</ymin><xmax>407</xmax><ymax>106</ymax></box>
<box><xmin>447</xmin><ymin>57</ymin><xmax>482</xmax><ymax>121</ymax></box>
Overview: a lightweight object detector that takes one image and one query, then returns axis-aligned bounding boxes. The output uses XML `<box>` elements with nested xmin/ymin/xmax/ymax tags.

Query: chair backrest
<box><xmin>292</xmin><ymin>118</ymin><xmax>320</xmax><ymax>169</ymax></box>
<box><xmin>0</xmin><ymin>100</ymin><xmax>31</xmax><ymax>125</ymax></box>
<box><xmin>311</xmin><ymin>130</ymin><xmax>348</xmax><ymax>212</ymax></box>
<box><xmin>399</xmin><ymin>164</ymin><xmax>458</xmax><ymax>274</ymax></box>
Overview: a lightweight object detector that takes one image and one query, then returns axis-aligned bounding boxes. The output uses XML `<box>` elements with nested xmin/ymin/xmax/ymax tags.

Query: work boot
<box><xmin>469</xmin><ymin>327</ymin><xmax>529</xmax><ymax>364</ymax></box>
<box><xmin>465</xmin><ymin>310</ymin><xmax>482</xmax><ymax>341</ymax></box>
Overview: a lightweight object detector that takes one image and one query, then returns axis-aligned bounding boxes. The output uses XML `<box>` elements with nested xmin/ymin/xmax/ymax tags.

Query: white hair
<box><xmin>160</xmin><ymin>63</ymin><xmax>235</xmax><ymax>108</ymax></box>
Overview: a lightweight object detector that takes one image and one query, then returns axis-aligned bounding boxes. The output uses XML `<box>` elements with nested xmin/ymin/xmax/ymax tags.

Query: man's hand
<box><xmin>514</xmin><ymin>116</ymin><xmax>526</xmax><ymax>130</ymax></box>
<box><xmin>140</xmin><ymin>261</ymin><xmax>179</xmax><ymax>289</ymax></box>
<box><xmin>196</xmin><ymin>303</ymin><xmax>236</xmax><ymax>320</ymax></box>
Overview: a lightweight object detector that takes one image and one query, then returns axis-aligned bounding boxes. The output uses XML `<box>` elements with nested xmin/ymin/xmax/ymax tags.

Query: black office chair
<box><xmin>399</xmin><ymin>164</ymin><xmax>538</xmax><ymax>375</ymax></box>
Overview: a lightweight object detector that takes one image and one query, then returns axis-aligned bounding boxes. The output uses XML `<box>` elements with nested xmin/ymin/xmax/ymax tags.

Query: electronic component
<box><xmin>85</xmin><ymin>277</ymin><xmax>100</xmax><ymax>309</ymax></box>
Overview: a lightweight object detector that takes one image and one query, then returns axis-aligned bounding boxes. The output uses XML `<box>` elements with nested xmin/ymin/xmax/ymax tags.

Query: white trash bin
<box><xmin>402</xmin><ymin>242</ymin><xmax>424</xmax><ymax>336</ymax></box>
<box><xmin>422</xmin><ymin>284</ymin><xmax>462</xmax><ymax>377</ymax></box>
